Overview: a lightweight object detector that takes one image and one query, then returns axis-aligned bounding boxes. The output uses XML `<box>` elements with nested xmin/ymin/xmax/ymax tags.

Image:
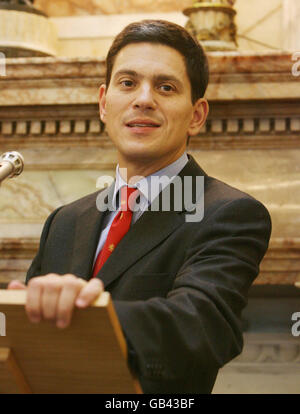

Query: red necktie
<box><xmin>92</xmin><ymin>186</ymin><xmax>138</xmax><ymax>277</ymax></box>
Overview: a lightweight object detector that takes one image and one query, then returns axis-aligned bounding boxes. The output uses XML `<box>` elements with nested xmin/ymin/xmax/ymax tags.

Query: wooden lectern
<box><xmin>0</xmin><ymin>289</ymin><xmax>142</xmax><ymax>393</ymax></box>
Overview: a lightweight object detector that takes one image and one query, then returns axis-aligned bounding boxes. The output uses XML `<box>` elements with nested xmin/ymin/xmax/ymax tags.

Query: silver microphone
<box><xmin>0</xmin><ymin>151</ymin><xmax>24</xmax><ymax>183</ymax></box>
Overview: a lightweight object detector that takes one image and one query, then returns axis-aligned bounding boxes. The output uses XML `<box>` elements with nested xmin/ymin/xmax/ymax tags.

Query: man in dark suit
<box><xmin>8</xmin><ymin>20</ymin><xmax>272</xmax><ymax>393</ymax></box>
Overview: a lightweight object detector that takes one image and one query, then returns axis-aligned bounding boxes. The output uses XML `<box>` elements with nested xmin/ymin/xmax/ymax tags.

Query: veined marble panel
<box><xmin>52</xmin><ymin>13</ymin><xmax>188</xmax><ymax>39</ymax></box>
<box><xmin>2</xmin><ymin>80</ymin><xmax>299</xmax><ymax>106</ymax></box>
<box><xmin>0</xmin><ymin>53</ymin><xmax>298</xmax><ymax>107</ymax></box>
<box><xmin>35</xmin><ymin>0</ymin><xmax>194</xmax><ymax>16</ymax></box>
<box><xmin>0</xmin><ymin>168</ymin><xmax>114</xmax><ymax>224</ymax></box>
<box><xmin>0</xmin><ymin>147</ymin><xmax>299</xmax><ymax>238</ymax></box>
<box><xmin>282</xmin><ymin>0</ymin><xmax>300</xmax><ymax>51</ymax></box>
<box><xmin>0</xmin><ymin>146</ymin><xmax>299</xmax><ymax>285</ymax></box>
<box><xmin>191</xmin><ymin>149</ymin><xmax>300</xmax><ymax>240</ymax></box>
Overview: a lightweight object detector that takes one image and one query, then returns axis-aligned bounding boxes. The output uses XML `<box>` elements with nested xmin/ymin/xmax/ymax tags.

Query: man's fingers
<box><xmin>24</xmin><ymin>274</ymin><xmax>103</xmax><ymax>329</ymax></box>
<box><xmin>41</xmin><ymin>279</ymin><xmax>61</xmax><ymax>320</ymax></box>
<box><xmin>7</xmin><ymin>280</ymin><xmax>26</xmax><ymax>290</ymax></box>
<box><xmin>75</xmin><ymin>278</ymin><xmax>104</xmax><ymax>308</ymax></box>
<box><xmin>56</xmin><ymin>276</ymin><xmax>86</xmax><ymax>329</ymax></box>
<box><xmin>26</xmin><ymin>277</ymin><xmax>44</xmax><ymax>323</ymax></box>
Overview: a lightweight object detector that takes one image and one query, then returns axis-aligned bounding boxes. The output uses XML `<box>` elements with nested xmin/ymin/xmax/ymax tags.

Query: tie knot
<box><xmin>120</xmin><ymin>186</ymin><xmax>139</xmax><ymax>212</ymax></box>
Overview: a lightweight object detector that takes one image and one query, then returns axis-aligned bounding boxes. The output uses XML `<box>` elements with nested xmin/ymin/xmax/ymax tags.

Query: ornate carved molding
<box><xmin>0</xmin><ymin>103</ymin><xmax>299</xmax><ymax>151</ymax></box>
<box><xmin>0</xmin><ymin>118</ymin><xmax>299</xmax><ymax>150</ymax></box>
<box><xmin>257</xmin><ymin>238</ymin><xmax>300</xmax><ymax>285</ymax></box>
<box><xmin>226</xmin><ymin>333</ymin><xmax>300</xmax><ymax>365</ymax></box>
<box><xmin>234</xmin><ymin>344</ymin><xmax>300</xmax><ymax>364</ymax></box>
<box><xmin>0</xmin><ymin>237</ymin><xmax>37</xmax><ymax>259</ymax></box>
<box><xmin>214</xmin><ymin>332</ymin><xmax>300</xmax><ymax>393</ymax></box>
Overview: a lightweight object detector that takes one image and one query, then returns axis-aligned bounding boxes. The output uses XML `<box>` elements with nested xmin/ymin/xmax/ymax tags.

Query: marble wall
<box><xmin>282</xmin><ymin>0</ymin><xmax>300</xmax><ymax>50</ymax></box>
<box><xmin>33</xmin><ymin>0</ymin><xmax>286</xmax><ymax>57</ymax></box>
<box><xmin>35</xmin><ymin>0</ymin><xmax>193</xmax><ymax>16</ymax></box>
<box><xmin>0</xmin><ymin>52</ymin><xmax>299</xmax><ymax>286</ymax></box>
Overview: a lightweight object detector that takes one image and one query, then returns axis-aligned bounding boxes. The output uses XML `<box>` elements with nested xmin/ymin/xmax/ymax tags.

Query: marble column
<box><xmin>282</xmin><ymin>0</ymin><xmax>300</xmax><ymax>51</ymax></box>
<box><xmin>0</xmin><ymin>1</ymin><xmax>58</xmax><ymax>57</ymax></box>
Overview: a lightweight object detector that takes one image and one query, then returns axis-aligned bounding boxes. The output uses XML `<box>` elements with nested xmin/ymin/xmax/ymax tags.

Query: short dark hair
<box><xmin>105</xmin><ymin>19</ymin><xmax>209</xmax><ymax>104</ymax></box>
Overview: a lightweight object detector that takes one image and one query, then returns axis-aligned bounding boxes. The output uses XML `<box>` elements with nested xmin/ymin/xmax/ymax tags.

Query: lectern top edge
<box><xmin>0</xmin><ymin>289</ymin><xmax>110</xmax><ymax>307</ymax></box>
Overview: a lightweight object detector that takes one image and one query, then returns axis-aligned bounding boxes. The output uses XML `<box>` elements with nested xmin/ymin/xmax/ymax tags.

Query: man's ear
<box><xmin>188</xmin><ymin>98</ymin><xmax>209</xmax><ymax>136</ymax></box>
<box><xmin>99</xmin><ymin>84</ymin><xmax>107</xmax><ymax>123</ymax></box>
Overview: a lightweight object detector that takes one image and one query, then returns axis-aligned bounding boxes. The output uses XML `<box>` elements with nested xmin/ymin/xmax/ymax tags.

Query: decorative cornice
<box><xmin>1</xmin><ymin>52</ymin><xmax>294</xmax><ymax>79</ymax></box>
<box><xmin>0</xmin><ymin>57</ymin><xmax>106</xmax><ymax>79</ymax></box>
<box><xmin>0</xmin><ymin>237</ymin><xmax>38</xmax><ymax>258</ymax></box>
<box><xmin>0</xmin><ymin>116</ymin><xmax>299</xmax><ymax>151</ymax></box>
<box><xmin>258</xmin><ymin>238</ymin><xmax>300</xmax><ymax>285</ymax></box>
<box><xmin>0</xmin><ymin>98</ymin><xmax>299</xmax><ymax>151</ymax></box>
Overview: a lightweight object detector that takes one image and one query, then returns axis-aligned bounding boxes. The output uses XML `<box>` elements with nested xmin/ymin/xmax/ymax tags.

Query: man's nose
<box><xmin>132</xmin><ymin>84</ymin><xmax>157</xmax><ymax>110</ymax></box>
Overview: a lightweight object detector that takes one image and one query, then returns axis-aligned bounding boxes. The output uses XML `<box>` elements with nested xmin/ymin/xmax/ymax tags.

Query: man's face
<box><xmin>99</xmin><ymin>42</ymin><xmax>208</xmax><ymax>166</ymax></box>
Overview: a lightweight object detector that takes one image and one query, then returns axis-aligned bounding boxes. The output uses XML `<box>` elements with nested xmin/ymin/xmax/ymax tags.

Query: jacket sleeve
<box><xmin>112</xmin><ymin>197</ymin><xmax>272</xmax><ymax>391</ymax></box>
<box><xmin>26</xmin><ymin>207</ymin><xmax>62</xmax><ymax>283</ymax></box>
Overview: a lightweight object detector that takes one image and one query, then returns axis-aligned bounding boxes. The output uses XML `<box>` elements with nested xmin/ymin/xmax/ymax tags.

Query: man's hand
<box><xmin>7</xmin><ymin>274</ymin><xmax>104</xmax><ymax>329</ymax></box>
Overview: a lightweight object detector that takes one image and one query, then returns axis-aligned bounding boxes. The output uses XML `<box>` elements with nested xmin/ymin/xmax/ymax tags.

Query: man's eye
<box><xmin>159</xmin><ymin>84</ymin><xmax>174</xmax><ymax>92</ymax></box>
<box><xmin>120</xmin><ymin>80</ymin><xmax>134</xmax><ymax>87</ymax></box>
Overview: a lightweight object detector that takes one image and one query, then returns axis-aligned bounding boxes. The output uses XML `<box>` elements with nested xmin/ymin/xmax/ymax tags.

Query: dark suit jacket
<box><xmin>26</xmin><ymin>154</ymin><xmax>272</xmax><ymax>394</ymax></box>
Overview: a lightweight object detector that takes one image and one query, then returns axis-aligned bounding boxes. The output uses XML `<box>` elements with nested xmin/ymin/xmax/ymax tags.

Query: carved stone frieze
<box><xmin>213</xmin><ymin>333</ymin><xmax>300</xmax><ymax>393</ymax></box>
<box><xmin>0</xmin><ymin>111</ymin><xmax>300</xmax><ymax>150</ymax></box>
<box><xmin>234</xmin><ymin>339</ymin><xmax>300</xmax><ymax>364</ymax></box>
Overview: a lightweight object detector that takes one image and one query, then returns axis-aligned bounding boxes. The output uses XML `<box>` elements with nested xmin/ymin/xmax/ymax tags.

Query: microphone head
<box><xmin>0</xmin><ymin>151</ymin><xmax>24</xmax><ymax>177</ymax></box>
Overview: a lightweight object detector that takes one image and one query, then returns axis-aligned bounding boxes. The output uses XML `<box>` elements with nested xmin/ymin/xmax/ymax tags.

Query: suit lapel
<box><xmin>98</xmin><ymin>209</ymin><xmax>184</xmax><ymax>288</ymax></box>
<box><xmin>97</xmin><ymin>154</ymin><xmax>207</xmax><ymax>288</ymax></box>
<box><xmin>70</xmin><ymin>183</ymin><xmax>115</xmax><ymax>280</ymax></box>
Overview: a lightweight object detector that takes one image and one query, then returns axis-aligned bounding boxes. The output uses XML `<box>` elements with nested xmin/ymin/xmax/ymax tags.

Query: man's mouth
<box><xmin>127</xmin><ymin>124</ymin><xmax>159</xmax><ymax>127</ymax></box>
<box><xmin>126</xmin><ymin>120</ymin><xmax>161</xmax><ymax>128</ymax></box>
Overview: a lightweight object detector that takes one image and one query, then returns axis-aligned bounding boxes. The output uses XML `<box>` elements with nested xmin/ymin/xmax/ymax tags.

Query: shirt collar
<box><xmin>112</xmin><ymin>152</ymin><xmax>188</xmax><ymax>209</ymax></box>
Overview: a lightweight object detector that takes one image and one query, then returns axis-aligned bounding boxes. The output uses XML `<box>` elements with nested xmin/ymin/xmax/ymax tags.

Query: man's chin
<box><xmin>121</xmin><ymin>147</ymin><xmax>160</xmax><ymax>162</ymax></box>
<box><xmin>127</xmin><ymin>150</ymin><xmax>157</xmax><ymax>159</ymax></box>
